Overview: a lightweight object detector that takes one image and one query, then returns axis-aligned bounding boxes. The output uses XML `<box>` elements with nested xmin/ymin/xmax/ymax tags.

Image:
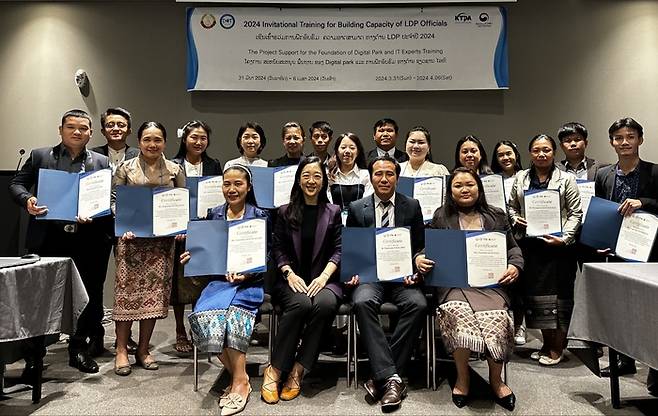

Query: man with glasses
<box><xmin>91</xmin><ymin>107</ymin><xmax>139</xmax><ymax>173</ymax></box>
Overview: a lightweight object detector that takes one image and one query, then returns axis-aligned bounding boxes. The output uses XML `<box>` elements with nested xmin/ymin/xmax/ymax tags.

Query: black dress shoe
<box><xmin>600</xmin><ymin>360</ymin><xmax>637</xmax><ymax>377</ymax></box>
<box><xmin>452</xmin><ymin>393</ymin><xmax>469</xmax><ymax>408</ymax></box>
<box><xmin>380</xmin><ymin>379</ymin><xmax>407</xmax><ymax>411</ymax></box>
<box><xmin>364</xmin><ymin>379</ymin><xmax>382</xmax><ymax>402</ymax></box>
<box><xmin>87</xmin><ymin>337</ymin><xmax>106</xmax><ymax>358</ymax></box>
<box><xmin>494</xmin><ymin>392</ymin><xmax>516</xmax><ymax>411</ymax></box>
<box><xmin>69</xmin><ymin>351</ymin><xmax>99</xmax><ymax>373</ymax></box>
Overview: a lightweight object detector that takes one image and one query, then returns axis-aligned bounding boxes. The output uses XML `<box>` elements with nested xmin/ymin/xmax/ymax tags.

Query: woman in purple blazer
<box><xmin>261</xmin><ymin>156</ymin><xmax>342</xmax><ymax>404</ymax></box>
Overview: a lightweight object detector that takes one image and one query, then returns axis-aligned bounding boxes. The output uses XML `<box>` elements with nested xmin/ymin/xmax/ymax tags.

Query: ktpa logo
<box><xmin>455</xmin><ymin>12</ymin><xmax>472</xmax><ymax>23</ymax></box>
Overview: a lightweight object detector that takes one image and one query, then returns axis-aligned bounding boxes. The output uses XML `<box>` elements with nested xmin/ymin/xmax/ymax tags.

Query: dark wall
<box><xmin>0</xmin><ymin>171</ymin><xmax>27</xmax><ymax>256</ymax></box>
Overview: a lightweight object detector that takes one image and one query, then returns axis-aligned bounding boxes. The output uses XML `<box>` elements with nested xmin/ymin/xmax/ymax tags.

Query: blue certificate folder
<box><xmin>579</xmin><ymin>196</ymin><xmax>624</xmax><ymax>249</ymax></box>
<box><xmin>340</xmin><ymin>227</ymin><xmax>408</xmax><ymax>283</ymax></box>
<box><xmin>250</xmin><ymin>166</ymin><xmax>294</xmax><ymax>209</ymax></box>
<box><xmin>184</xmin><ymin>219</ymin><xmax>267</xmax><ymax>277</ymax></box>
<box><xmin>36</xmin><ymin>168</ymin><xmax>111</xmax><ymax>221</ymax></box>
<box><xmin>186</xmin><ymin>176</ymin><xmax>222</xmax><ymax>219</ymax></box>
<box><xmin>424</xmin><ymin>229</ymin><xmax>500</xmax><ymax>288</ymax></box>
<box><xmin>115</xmin><ymin>186</ymin><xmax>188</xmax><ymax>237</ymax></box>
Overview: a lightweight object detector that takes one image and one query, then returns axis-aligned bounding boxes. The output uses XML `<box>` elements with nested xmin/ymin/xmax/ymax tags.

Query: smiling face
<box><xmin>101</xmin><ymin>114</ymin><xmax>130</xmax><ymax>146</ymax></box>
<box><xmin>451</xmin><ymin>171</ymin><xmax>479</xmax><ymax>208</ymax></box>
<box><xmin>374</xmin><ymin>123</ymin><xmax>397</xmax><ymax>151</ymax></box>
<box><xmin>459</xmin><ymin>140</ymin><xmax>481</xmax><ymax>171</ymax></box>
<box><xmin>59</xmin><ymin>116</ymin><xmax>92</xmax><ymax>153</ymax></box>
<box><xmin>530</xmin><ymin>137</ymin><xmax>555</xmax><ymax>169</ymax></box>
<box><xmin>560</xmin><ymin>133</ymin><xmax>587</xmax><ymax>162</ymax></box>
<box><xmin>138</xmin><ymin>126</ymin><xmax>166</xmax><ymax>161</ymax></box>
<box><xmin>370</xmin><ymin>160</ymin><xmax>398</xmax><ymax>201</ymax></box>
<box><xmin>184</xmin><ymin>127</ymin><xmax>209</xmax><ymax>158</ymax></box>
<box><xmin>282</xmin><ymin>126</ymin><xmax>304</xmax><ymax>158</ymax></box>
<box><xmin>240</xmin><ymin>127</ymin><xmax>261</xmax><ymax>158</ymax></box>
<box><xmin>406</xmin><ymin>131</ymin><xmax>430</xmax><ymax>161</ymax></box>
<box><xmin>496</xmin><ymin>144</ymin><xmax>517</xmax><ymax>174</ymax></box>
<box><xmin>299</xmin><ymin>162</ymin><xmax>323</xmax><ymax>202</ymax></box>
<box><xmin>610</xmin><ymin>126</ymin><xmax>643</xmax><ymax>158</ymax></box>
<box><xmin>337</xmin><ymin>136</ymin><xmax>358</xmax><ymax>170</ymax></box>
<box><xmin>222</xmin><ymin>168</ymin><xmax>251</xmax><ymax>208</ymax></box>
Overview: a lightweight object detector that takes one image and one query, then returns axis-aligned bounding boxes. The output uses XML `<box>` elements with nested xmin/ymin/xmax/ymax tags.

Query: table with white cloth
<box><xmin>0</xmin><ymin>257</ymin><xmax>88</xmax><ymax>403</ymax></box>
<box><xmin>568</xmin><ymin>262</ymin><xmax>658</xmax><ymax>408</ymax></box>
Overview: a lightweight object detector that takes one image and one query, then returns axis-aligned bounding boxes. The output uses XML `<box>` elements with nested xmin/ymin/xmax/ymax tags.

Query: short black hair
<box><xmin>236</xmin><ymin>121</ymin><xmax>267</xmax><ymax>155</ymax></box>
<box><xmin>373</xmin><ymin>118</ymin><xmax>399</xmax><ymax>134</ymax></box>
<box><xmin>309</xmin><ymin>121</ymin><xmax>333</xmax><ymax>138</ymax></box>
<box><xmin>367</xmin><ymin>154</ymin><xmax>401</xmax><ymax>178</ymax></box>
<box><xmin>137</xmin><ymin>121</ymin><xmax>167</xmax><ymax>141</ymax></box>
<box><xmin>174</xmin><ymin>120</ymin><xmax>211</xmax><ymax>159</ymax></box>
<box><xmin>608</xmin><ymin>117</ymin><xmax>644</xmax><ymax>140</ymax></box>
<box><xmin>61</xmin><ymin>109</ymin><xmax>92</xmax><ymax>127</ymax></box>
<box><xmin>557</xmin><ymin>122</ymin><xmax>588</xmax><ymax>142</ymax></box>
<box><xmin>101</xmin><ymin>107</ymin><xmax>131</xmax><ymax>130</ymax></box>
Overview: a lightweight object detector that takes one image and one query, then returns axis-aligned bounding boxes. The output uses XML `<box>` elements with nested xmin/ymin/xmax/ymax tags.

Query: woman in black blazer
<box><xmin>170</xmin><ymin>120</ymin><xmax>222</xmax><ymax>354</ymax></box>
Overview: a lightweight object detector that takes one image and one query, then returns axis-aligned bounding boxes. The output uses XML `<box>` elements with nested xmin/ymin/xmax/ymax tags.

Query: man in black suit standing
<box><xmin>91</xmin><ymin>107</ymin><xmax>139</xmax><ymax>173</ymax></box>
<box><xmin>9</xmin><ymin>109</ymin><xmax>112</xmax><ymax>374</ymax></box>
<box><xmin>594</xmin><ymin>117</ymin><xmax>658</xmax><ymax>394</ymax></box>
<box><xmin>365</xmin><ymin>118</ymin><xmax>409</xmax><ymax>164</ymax></box>
<box><xmin>346</xmin><ymin>155</ymin><xmax>426</xmax><ymax>411</ymax></box>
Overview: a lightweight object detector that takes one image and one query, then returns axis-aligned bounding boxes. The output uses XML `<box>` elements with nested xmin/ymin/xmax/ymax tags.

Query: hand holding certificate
<box><xmin>524</xmin><ymin>189</ymin><xmax>562</xmax><ymax>237</ymax></box>
<box><xmin>115</xmin><ymin>186</ymin><xmax>190</xmax><ymax>237</ymax></box>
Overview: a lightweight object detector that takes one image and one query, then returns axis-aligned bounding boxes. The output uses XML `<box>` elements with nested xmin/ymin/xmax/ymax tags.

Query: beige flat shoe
<box><xmin>220</xmin><ymin>392</ymin><xmax>249</xmax><ymax>416</ymax></box>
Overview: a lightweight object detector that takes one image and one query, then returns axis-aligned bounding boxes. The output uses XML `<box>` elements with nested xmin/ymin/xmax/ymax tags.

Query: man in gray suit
<box><xmin>557</xmin><ymin>121</ymin><xmax>603</xmax><ymax>180</ymax></box>
<box><xmin>9</xmin><ymin>109</ymin><xmax>112</xmax><ymax>374</ymax></box>
<box><xmin>346</xmin><ymin>155</ymin><xmax>426</xmax><ymax>411</ymax></box>
<box><xmin>91</xmin><ymin>107</ymin><xmax>139</xmax><ymax>173</ymax></box>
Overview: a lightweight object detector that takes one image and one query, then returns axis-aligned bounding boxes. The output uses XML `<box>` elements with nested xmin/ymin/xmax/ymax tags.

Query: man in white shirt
<box><xmin>91</xmin><ymin>107</ymin><xmax>139</xmax><ymax>172</ymax></box>
<box><xmin>557</xmin><ymin>122</ymin><xmax>602</xmax><ymax>181</ymax></box>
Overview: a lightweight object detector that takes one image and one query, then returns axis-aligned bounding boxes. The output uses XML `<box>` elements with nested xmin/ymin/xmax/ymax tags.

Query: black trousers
<box><xmin>272</xmin><ymin>284</ymin><xmax>338</xmax><ymax>373</ymax></box>
<box><xmin>352</xmin><ymin>283</ymin><xmax>427</xmax><ymax>381</ymax></box>
<box><xmin>36</xmin><ymin>222</ymin><xmax>112</xmax><ymax>353</ymax></box>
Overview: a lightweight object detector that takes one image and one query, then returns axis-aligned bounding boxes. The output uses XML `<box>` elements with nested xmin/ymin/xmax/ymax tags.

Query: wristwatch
<box><xmin>282</xmin><ymin>269</ymin><xmax>292</xmax><ymax>280</ymax></box>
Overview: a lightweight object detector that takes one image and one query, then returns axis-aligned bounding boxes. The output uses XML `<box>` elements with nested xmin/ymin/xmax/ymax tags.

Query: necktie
<box><xmin>381</xmin><ymin>200</ymin><xmax>391</xmax><ymax>227</ymax></box>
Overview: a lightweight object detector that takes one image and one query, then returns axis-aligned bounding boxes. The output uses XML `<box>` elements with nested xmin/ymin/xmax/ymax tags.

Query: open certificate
<box><xmin>425</xmin><ymin>229</ymin><xmax>505</xmax><ymax>288</ymax></box>
<box><xmin>398</xmin><ymin>176</ymin><xmax>444</xmax><ymax>222</ymax></box>
<box><xmin>481</xmin><ymin>174</ymin><xmax>506</xmax><ymax>211</ymax></box>
<box><xmin>187</xmin><ymin>176</ymin><xmax>225</xmax><ymax>219</ymax></box>
<box><xmin>576</xmin><ymin>180</ymin><xmax>595</xmax><ymax>218</ymax></box>
<box><xmin>115</xmin><ymin>186</ymin><xmax>189</xmax><ymax>237</ymax></box>
<box><xmin>524</xmin><ymin>189</ymin><xmax>562</xmax><ymax>237</ymax></box>
<box><xmin>251</xmin><ymin>166</ymin><xmax>297</xmax><ymax>208</ymax></box>
<box><xmin>341</xmin><ymin>227</ymin><xmax>413</xmax><ymax>283</ymax></box>
<box><xmin>615</xmin><ymin>213</ymin><xmax>658</xmax><ymax>262</ymax></box>
<box><xmin>36</xmin><ymin>168</ymin><xmax>112</xmax><ymax>221</ymax></box>
<box><xmin>184</xmin><ymin>218</ymin><xmax>267</xmax><ymax>277</ymax></box>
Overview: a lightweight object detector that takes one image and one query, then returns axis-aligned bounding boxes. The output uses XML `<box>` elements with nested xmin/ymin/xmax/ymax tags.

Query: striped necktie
<box><xmin>380</xmin><ymin>200</ymin><xmax>392</xmax><ymax>227</ymax></box>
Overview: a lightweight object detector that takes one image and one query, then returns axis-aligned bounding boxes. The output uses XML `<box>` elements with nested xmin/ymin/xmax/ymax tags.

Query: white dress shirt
<box><xmin>374</xmin><ymin>193</ymin><xmax>395</xmax><ymax>227</ymax></box>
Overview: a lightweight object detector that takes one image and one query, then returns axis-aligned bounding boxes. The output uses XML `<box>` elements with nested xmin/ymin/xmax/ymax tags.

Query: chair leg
<box><xmin>353</xmin><ymin>318</ymin><xmax>358</xmax><ymax>390</ymax></box>
<box><xmin>426</xmin><ymin>315</ymin><xmax>431</xmax><ymax>389</ymax></box>
<box><xmin>267</xmin><ymin>313</ymin><xmax>274</xmax><ymax>364</ymax></box>
<box><xmin>193</xmin><ymin>345</ymin><xmax>198</xmax><ymax>392</ymax></box>
<box><xmin>346</xmin><ymin>313</ymin><xmax>352</xmax><ymax>387</ymax></box>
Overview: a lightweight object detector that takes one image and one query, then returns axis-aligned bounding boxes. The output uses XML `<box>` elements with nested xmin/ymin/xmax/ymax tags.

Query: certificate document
<box><xmin>196</xmin><ymin>176</ymin><xmax>225</xmax><ymax>218</ymax></box>
<box><xmin>152</xmin><ymin>188</ymin><xmax>190</xmax><ymax>236</ymax></box>
<box><xmin>226</xmin><ymin>218</ymin><xmax>267</xmax><ymax>273</ymax></box>
<box><xmin>576</xmin><ymin>180</ymin><xmax>595</xmax><ymax>218</ymax></box>
<box><xmin>524</xmin><ymin>189</ymin><xmax>562</xmax><ymax>237</ymax></box>
<box><xmin>465</xmin><ymin>232</ymin><xmax>507</xmax><ymax>287</ymax></box>
<box><xmin>273</xmin><ymin>166</ymin><xmax>297</xmax><ymax>207</ymax></box>
<box><xmin>375</xmin><ymin>228</ymin><xmax>413</xmax><ymax>281</ymax></box>
<box><xmin>78</xmin><ymin>169</ymin><xmax>112</xmax><ymax>218</ymax></box>
<box><xmin>481</xmin><ymin>174</ymin><xmax>506</xmax><ymax>211</ymax></box>
<box><xmin>615</xmin><ymin>212</ymin><xmax>658</xmax><ymax>262</ymax></box>
<box><xmin>413</xmin><ymin>176</ymin><xmax>444</xmax><ymax>222</ymax></box>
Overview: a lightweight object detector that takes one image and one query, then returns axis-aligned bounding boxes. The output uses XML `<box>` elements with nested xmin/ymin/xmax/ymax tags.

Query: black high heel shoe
<box><xmin>451</xmin><ymin>392</ymin><xmax>469</xmax><ymax>408</ymax></box>
<box><xmin>494</xmin><ymin>391</ymin><xmax>516</xmax><ymax>411</ymax></box>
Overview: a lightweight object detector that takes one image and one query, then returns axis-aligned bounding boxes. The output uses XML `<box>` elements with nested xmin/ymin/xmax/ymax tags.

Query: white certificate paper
<box><xmin>227</xmin><ymin>218</ymin><xmax>267</xmax><ymax>273</ymax></box>
<box><xmin>375</xmin><ymin>228</ymin><xmax>413</xmax><ymax>281</ymax></box>
<box><xmin>576</xmin><ymin>180</ymin><xmax>595</xmax><ymax>218</ymax></box>
<box><xmin>413</xmin><ymin>176</ymin><xmax>444</xmax><ymax>222</ymax></box>
<box><xmin>273</xmin><ymin>166</ymin><xmax>297</xmax><ymax>207</ymax></box>
<box><xmin>197</xmin><ymin>176</ymin><xmax>225</xmax><ymax>218</ymax></box>
<box><xmin>524</xmin><ymin>189</ymin><xmax>562</xmax><ymax>237</ymax></box>
<box><xmin>77</xmin><ymin>169</ymin><xmax>112</xmax><ymax>218</ymax></box>
<box><xmin>615</xmin><ymin>212</ymin><xmax>658</xmax><ymax>262</ymax></box>
<box><xmin>466</xmin><ymin>232</ymin><xmax>507</xmax><ymax>287</ymax></box>
<box><xmin>481</xmin><ymin>174</ymin><xmax>506</xmax><ymax>211</ymax></box>
<box><xmin>152</xmin><ymin>188</ymin><xmax>190</xmax><ymax>236</ymax></box>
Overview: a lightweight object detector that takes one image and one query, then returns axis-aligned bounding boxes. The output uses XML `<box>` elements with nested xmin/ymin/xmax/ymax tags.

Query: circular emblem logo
<box><xmin>479</xmin><ymin>13</ymin><xmax>490</xmax><ymax>23</ymax></box>
<box><xmin>220</xmin><ymin>14</ymin><xmax>235</xmax><ymax>29</ymax></box>
<box><xmin>200</xmin><ymin>14</ymin><xmax>216</xmax><ymax>29</ymax></box>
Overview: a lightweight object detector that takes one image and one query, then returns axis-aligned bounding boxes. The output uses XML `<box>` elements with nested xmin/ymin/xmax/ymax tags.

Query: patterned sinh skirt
<box><xmin>112</xmin><ymin>237</ymin><xmax>175</xmax><ymax>321</ymax></box>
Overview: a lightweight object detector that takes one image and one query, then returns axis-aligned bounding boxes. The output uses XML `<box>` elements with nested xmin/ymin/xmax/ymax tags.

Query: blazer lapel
<box><xmin>312</xmin><ymin>205</ymin><xmax>330</xmax><ymax>262</ymax></box>
<box><xmin>292</xmin><ymin>225</ymin><xmax>302</xmax><ymax>264</ymax></box>
<box><xmin>605</xmin><ymin>167</ymin><xmax>616</xmax><ymax>200</ymax></box>
<box><xmin>394</xmin><ymin>193</ymin><xmax>406</xmax><ymax>226</ymax></box>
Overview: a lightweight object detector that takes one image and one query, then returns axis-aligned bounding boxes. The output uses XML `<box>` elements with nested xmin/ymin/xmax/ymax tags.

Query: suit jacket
<box><xmin>365</xmin><ymin>147</ymin><xmax>409</xmax><ymax>164</ymax></box>
<box><xmin>172</xmin><ymin>154</ymin><xmax>223</xmax><ymax>176</ymax></box>
<box><xmin>91</xmin><ymin>144</ymin><xmax>140</xmax><ymax>160</ymax></box>
<box><xmin>8</xmin><ymin>144</ymin><xmax>110</xmax><ymax>251</ymax></box>
<box><xmin>557</xmin><ymin>156</ymin><xmax>605</xmax><ymax>181</ymax></box>
<box><xmin>273</xmin><ymin>202</ymin><xmax>343</xmax><ymax>298</ymax></box>
<box><xmin>595</xmin><ymin>159</ymin><xmax>658</xmax><ymax>261</ymax></box>
<box><xmin>424</xmin><ymin>206</ymin><xmax>524</xmax><ymax>304</ymax></box>
<box><xmin>346</xmin><ymin>192</ymin><xmax>425</xmax><ymax>258</ymax></box>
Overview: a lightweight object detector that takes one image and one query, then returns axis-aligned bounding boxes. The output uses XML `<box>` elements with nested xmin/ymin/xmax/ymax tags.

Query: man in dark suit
<box><xmin>557</xmin><ymin>121</ymin><xmax>604</xmax><ymax>180</ymax></box>
<box><xmin>9</xmin><ymin>109</ymin><xmax>112</xmax><ymax>374</ymax></box>
<box><xmin>91</xmin><ymin>107</ymin><xmax>139</xmax><ymax>173</ymax></box>
<box><xmin>346</xmin><ymin>155</ymin><xmax>426</xmax><ymax>411</ymax></box>
<box><xmin>593</xmin><ymin>117</ymin><xmax>658</xmax><ymax>393</ymax></box>
<box><xmin>365</xmin><ymin>118</ymin><xmax>409</xmax><ymax>164</ymax></box>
